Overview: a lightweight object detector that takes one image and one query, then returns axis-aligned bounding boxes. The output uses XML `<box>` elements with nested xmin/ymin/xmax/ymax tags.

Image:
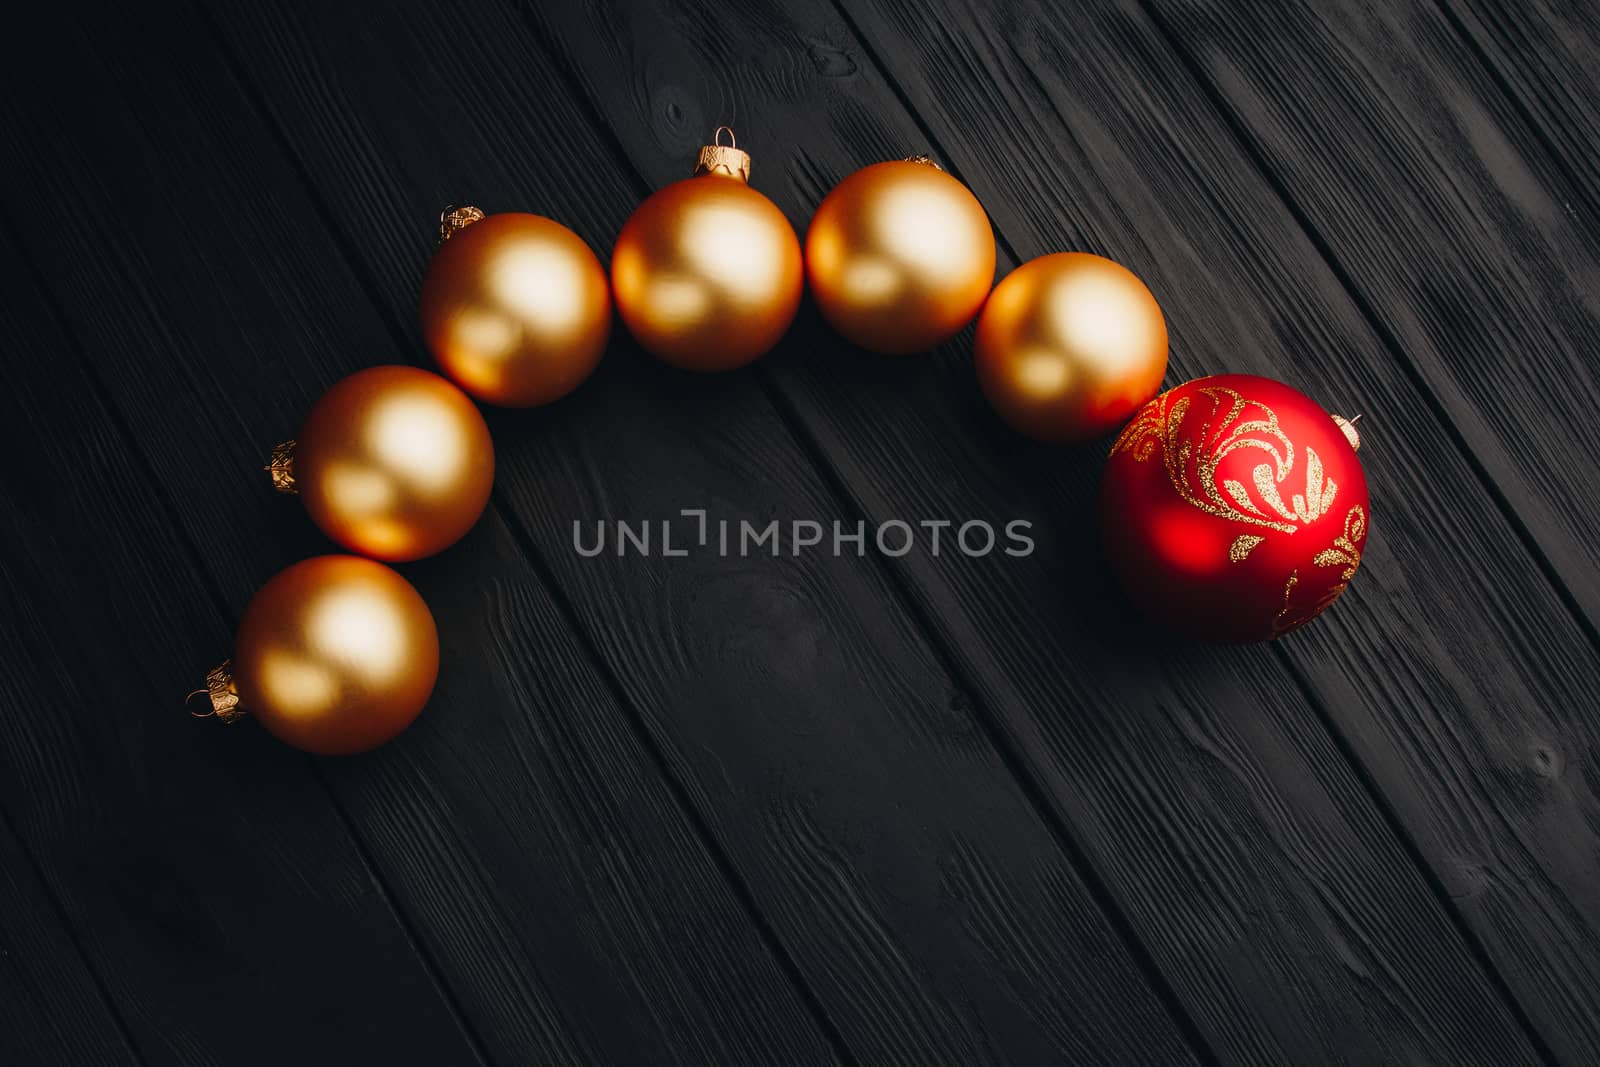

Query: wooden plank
<box><xmin>210</xmin><ymin>0</ymin><xmax>1550</xmax><ymax>1061</ymax></box>
<box><xmin>1439</xmin><ymin>0</ymin><xmax>1600</xmax><ymax>218</ymax></box>
<box><xmin>181</xmin><ymin>2</ymin><xmax>1219</xmax><ymax>1063</ymax></box>
<box><xmin>0</xmin><ymin>233</ymin><xmax>481</xmax><ymax>1063</ymax></box>
<box><xmin>796</xmin><ymin>0</ymin><xmax>1600</xmax><ymax>1058</ymax></box>
<box><xmin>1130</xmin><ymin>1</ymin><xmax>1600</xmax><ymax>623</ymax></box>
<box><xmin>0</xmin><ymin>11</ymin><xmax>844</xmax><ymax>1067</ymax></box>
<box><xmin>0</xmin><ymin>2</ymin><xmax>1203</xmax><ymax>1064</ymax></box>
<box><xmin>1122</xmin><ymin>1</ymin><xmax>1600</xmax><ymax>1053</ymax></box>
<box><xmin>516</xmin><ymin>0</ymin><xmax>1564</xmax><ymax>1059</ymax></box>
<box><xmin>0</xmin><ymin>813</ymin><xmax>136</xmax><ymax>1065</ymax></box>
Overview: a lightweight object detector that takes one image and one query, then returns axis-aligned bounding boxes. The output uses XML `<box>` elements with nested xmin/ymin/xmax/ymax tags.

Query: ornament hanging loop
<box><xmin>191</xmin><ymin>660</ymin><xmax>244</xmax><ymax>723</ymax></box>
<box><xmin>439</xmin><ymin>204</ymin><xmax>486</xmax><ymax>243</ymax></box>
<box><xmin>695</xmin><ymin>127</ymin><xmax>751</xmax><ymax>183</ymax></box>
<box><xmin>1332</xmin><ymin>413</ymin><xmax>1363</xmax><ymax>453</ymax></box>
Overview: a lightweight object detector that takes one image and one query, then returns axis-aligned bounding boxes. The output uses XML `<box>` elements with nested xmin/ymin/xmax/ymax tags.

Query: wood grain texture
<box><xmin>1132</xmin><ymin>0</ymin><xmax>1600</xmax><ymax>622</ymax></box>
<box><xmin>2</xmin><ymin>0</ymin><xmax>1593</xmax><ymax>1061</ymax></box>
<box><xmin>345</xmin><ymin>0</ymin><xmax>1553</xmax><ymax>1060</ymax></box>
<box><xmin>0</xmin><ymin>7</ymin><xmax>843</xmax><ymax>1065</ymax></box>
<box><xmin>834</xmin><ymin>0</ymin><xmax>1600</xmax><ymax>1057</ymax></box>
<box><xmin>0</xmin><ymin>1</ymin><xmax>1207</xmax><ymax>1064</ymax></box>
<box><xmin>1121</xmin><ymin>0</ymin><xmax>1600</xmax><ymax>1053</ymax></box>
<box><xmin>0</xmin><ymin>231</ymin><xmax>482</xmax><ymax>1064</ymax></box>
<box><xmin>1442</xmin><ymin>0</ymin><xmax>1600</xmax><ymax>226</ymax></box>
<box><xmin>1132</xmin><ymin>0</ymin><xmax>1600</xmax><ymax>627</ymax></box>
<box><xmin>0</xmin><ymin>811</ymin><xmax>136</xmax><ymax>1066</ymax></box>
<box><xmin>189</xmin><ymin>3</ymin><xmax>1212</xmax><ymax>1062</ymax></box>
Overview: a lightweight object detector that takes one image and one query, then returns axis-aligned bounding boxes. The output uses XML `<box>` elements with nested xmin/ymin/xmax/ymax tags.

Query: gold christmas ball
<box><xmin>419</xmin><ymin>210</ymin><xmax>611</xmax><ymax>407</ymax></box>
<box><xmin>975</xmin><ymin>253</ymin><xmax>1168</xmax><ymax>442</ymax></box>
<box><xmin>805</xmin><ymin>158</ymin><xmax>994</xmax><ymax>353</ymax></box>
<box><xmin>201</xmin><ymin>555</ymin><xmax>439</xmax><ymax>755</ymax></box>
<box><xmin>274</xmin><ymin>366</ymin><xmax>494</xmax><ymax>561</ymax></box>
<box><xmin>611</xmin><ymin>131</ymin><xmax>802</xmax><ymax>371</ymax></box>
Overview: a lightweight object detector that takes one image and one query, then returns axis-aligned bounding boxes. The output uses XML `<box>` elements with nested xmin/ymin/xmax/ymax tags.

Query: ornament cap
<box><xmin>903</xmin><ymin>153</ymin><xmax>945</xmax><ymax>170</ymax></box>
<box><xmin>1333</xmin><ymin>414</ymin><xmax>1362</xmax><ymax>453</ymax></box>
<box><xmin>266</xmin><ymin>439</ymin><xmax>298</xmax><ymax>494</ymax></box>
<box><xmin>189</xmin><ymin>660</ymin><xmax>244</xmax><ymax>723</ymax></box>
<box><xmin>694</xmin><ymin>127</ymin><xmax>751</xmax><ymax>183</ymax></box>
<box><xmin>439</xmin><ymin>204</ymin><xmax>486</xmax><ymax>243</ymax></box>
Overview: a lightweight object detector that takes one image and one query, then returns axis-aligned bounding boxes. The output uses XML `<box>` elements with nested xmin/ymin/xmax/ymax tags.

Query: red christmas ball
<box><xmin>1099</xmin><ymin>374</ymin><xmax>1370</xmax><ymax>642</ymax></box>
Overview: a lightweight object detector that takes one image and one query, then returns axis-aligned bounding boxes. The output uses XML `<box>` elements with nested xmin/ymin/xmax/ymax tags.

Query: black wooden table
<box><xmin>3</xmin><ymin>1</ymin><xmax>1598</xmax><ymax>1063</ymax></box>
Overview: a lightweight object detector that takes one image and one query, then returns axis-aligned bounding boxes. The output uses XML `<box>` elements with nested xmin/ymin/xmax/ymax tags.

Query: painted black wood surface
<box><xmin>0</xmin><ymin>0</ymin><xmax>1594</xmax><ymax>1064</ymax></box>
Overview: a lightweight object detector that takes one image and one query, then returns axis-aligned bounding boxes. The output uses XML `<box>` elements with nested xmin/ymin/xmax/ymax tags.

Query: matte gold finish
<box><xmin>420</xmin><ymin>212</ymin><xmax>611</xmax><ymax>407</ymax></box>
<box><xmin>611</xmin><ymin>138</ymin><xmax>802</xmax><ymax>372</ymax></box>
<box><xmin>227</xmin><ymin>555</ymin><xmax>439</xmax><ymax>755</ymax></box>
<box><xmin>975</xmin><ymin>252</ymin><xmax>1167</xmax><ymax>442</ymax></box>
<box><xmin>288</xmin><ymin>365</ymin><xmax>494</xmax><ymax>561</ymax></box>
<box><xmin>805</xmin><ymin>159</ymin><xmax>995</xmax><ymax>354</ymax></box>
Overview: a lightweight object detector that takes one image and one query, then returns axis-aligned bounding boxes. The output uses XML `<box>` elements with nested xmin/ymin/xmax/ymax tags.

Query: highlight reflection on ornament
<box><xmin>976</xmin><ymin>252</ymin><xmax>1167</xmax><ymax>442</ymax></box>
<box><xmin>611</xmin><ymin>128</ymin><xmax>803</xmax><ymax>371</ymax></box>
<box><xmin>419</xmin><ymin>209</ymin><xmax>611</xmax><ymax>407</ymax></box>
<box><xmin>270</xmin><ymin>365</ymin><xmax>494</xmax><ymax>562</ymax></box>
<box><xmin>192</xmin><ymin>555</ymin><xmax>439</xmax><ymax>755</ymax></box>
<box><xmin>805</xmin><ymin>157</ymin><xmax>994</xmax><ymax>353</ymax></box>
<box><xmin>1099</xmin><ymin>374</ymin><xmax>1371</xmax><ymax>642</ymax></box>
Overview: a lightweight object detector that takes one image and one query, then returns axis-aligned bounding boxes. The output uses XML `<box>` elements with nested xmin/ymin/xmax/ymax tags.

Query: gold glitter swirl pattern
<box><xmin>1272</xmin><ymin>569</ymin><xmax>1301</xmax><ymax>636</ymax></box>
<box><xmin>1281</xmin><ymin>582</ymin><xmax>1351</xmax><ymax>636</ymax></box>
<box><xmin>1110</xmin><ymin>385</ymin><xmax>1338</xmax><ymax>535</ymax></box>
<box><xmin>1249</xmin><ymin>445</ymin><xmax>1336</xmax><ymax>527</ymax></box>
<box><xmin>1229</xmin><ymin>535</ymin><xmax>1265</xmax><ymax>562</ymax></box>
<box><xmin>1111</xmin><ymin>399</ymin><xmax>1167</xmax><ymax>464</ymax></box>
<box><xmin>1272</xmin><ymin>505</ymin><xmax>1369</xmax><ymax>637</ymax></box>
<box><xmin>1312</xmin><ymin>505</ymin><xmax>1366</xmax><ymax>582</ymax></box>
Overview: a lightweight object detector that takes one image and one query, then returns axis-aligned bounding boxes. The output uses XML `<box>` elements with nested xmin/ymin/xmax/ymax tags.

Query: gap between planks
<box><xmin>851</xmin><ymin>0</ymin><xmax>1577</xmax><ymax>1055</ymax></box>
<box><xmin>188</xmin><ymin>3</ymin><xmax>859</xmax><ymax>1060</ymax></box>
<box><xmin>0</xmin><ymin>146</ymin><xmax>496</xmax><ymax>1067</ymax></box>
